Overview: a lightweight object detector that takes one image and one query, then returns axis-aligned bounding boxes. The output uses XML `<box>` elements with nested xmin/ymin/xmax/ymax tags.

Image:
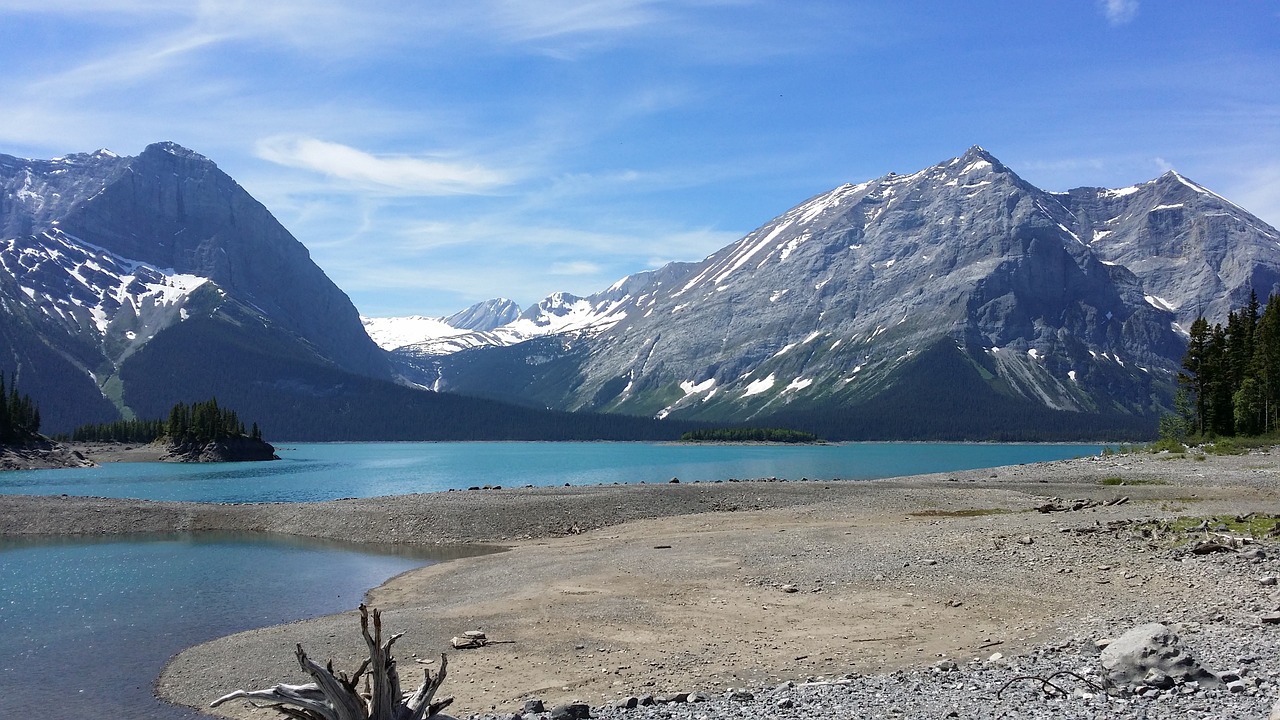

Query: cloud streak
<box><xmin>255</xmin><ymin>137</ymin><xmax>516</xmax><ymax>196</ymax></box>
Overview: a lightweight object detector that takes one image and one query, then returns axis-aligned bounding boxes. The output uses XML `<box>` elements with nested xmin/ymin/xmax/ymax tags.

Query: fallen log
<box><xmin>211</xmin><ymin>604</ymin><xmax>452</xmax><ymax>720</ymax></box>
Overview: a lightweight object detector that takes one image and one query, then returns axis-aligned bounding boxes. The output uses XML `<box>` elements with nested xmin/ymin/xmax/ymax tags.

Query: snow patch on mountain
<box><xmin>362</xmin><ymin>315</ymin><xmax>463</xmax><ymax>351</ymax></box>
<box><xmin>3</xmin><ymin>229</ymin><xmax>208</xmax><ymax>340</ymax></box>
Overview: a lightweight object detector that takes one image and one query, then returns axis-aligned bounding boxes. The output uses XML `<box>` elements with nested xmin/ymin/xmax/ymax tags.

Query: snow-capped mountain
<box><xmin>0</xmin><ymin>142</ymin><xmax>393</xmax><ymax>432</ymax></box>
<box><xmin>369</xmin><ymin>291</ymin><xmax>636</xmax><ymax>360</ymax></box>
<box><xmin>422</xmin><ymin>147</ymin><xmax>1280</xmax><ymax>439</ymax></box>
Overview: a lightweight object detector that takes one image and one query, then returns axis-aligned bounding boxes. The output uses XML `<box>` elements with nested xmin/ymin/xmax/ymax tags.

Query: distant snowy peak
<box><xmin>368</xmin><ymin>290</ymin><xmax>630</xmax><ymax>356</ymax></box>
<box><xmin>445</xmin><ymin>297</ymin><xmax>520</xmax><ymax>331</ymax></box>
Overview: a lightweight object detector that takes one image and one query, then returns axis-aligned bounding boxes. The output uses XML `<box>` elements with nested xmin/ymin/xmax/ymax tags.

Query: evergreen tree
<box><xmin>1180</xmin><ymin>317</ymin><xmax>1212</xmax><ymax>436</ymax></box>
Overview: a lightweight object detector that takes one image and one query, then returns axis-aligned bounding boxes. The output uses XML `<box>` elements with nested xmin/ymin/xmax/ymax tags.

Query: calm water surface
<box><xmin>0</xmin><ymin>441</ymin><xmax>1106</xmax><ymax>502</ymax></box>
<box><xmin>1</xmin><ymin>441</ymin><xmax>1103</xmax><ymax>719</ymax></box>
<box><xmin>0</xmin><ymin>533</ymin><xmax>478</xmax><ymax>720</ymax></box>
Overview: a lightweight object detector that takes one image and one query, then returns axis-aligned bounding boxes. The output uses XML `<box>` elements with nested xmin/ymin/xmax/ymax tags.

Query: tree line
<box><xmin>1177</xmin><ymin>291</ymin><xmax>1280</xmax><ymax>439</ymax></box>
<box><xmin>60</xmin><ymin>398</ymin><xmax>263</xmax><ymax>444</ymax></box>
<box><xmin>0</xmin><ymin>373</ymin><xmax>41</xmax><ymax>443</ymax></box>
<box><xmin>166</xmin><ymin>398</ymin><xmax>261</xmax><ymax>443</ymax></box>
<box><xmin>680</xmin><ymin>427</ymin><xmax>820</xmax><ymax>443</ymax></box>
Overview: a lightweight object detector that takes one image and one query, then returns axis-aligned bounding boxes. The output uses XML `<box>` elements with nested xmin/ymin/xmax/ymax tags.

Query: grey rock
<box><xmin>522</xmin><ymin>699</ymin><xmax>546</xmax><ymax>714</ymax></box>
<box><xmin>1100</xmin><ymin>623</ymin><xmax>1220</xmax><ymax>689</ymax></box>
<box><xmin>549</xmin><ymin>703</ymin><xmax>591</xmax><ymax>720</ymax></box>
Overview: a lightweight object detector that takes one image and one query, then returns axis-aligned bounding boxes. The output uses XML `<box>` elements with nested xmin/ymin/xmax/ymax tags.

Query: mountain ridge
<box><xmin>401</xmin><ymin>147</ymin><xmax>1280</xmax><ymax>439</ymax></box>
<box><xmin>1</xmin><ymin>142</ymin><xmax>691</xmax><ymax>441</ymax></box>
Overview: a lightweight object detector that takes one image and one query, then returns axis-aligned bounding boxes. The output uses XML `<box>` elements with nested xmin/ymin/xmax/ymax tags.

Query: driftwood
<box><xmin>211</xmin><ymin>604</ymin><xmax>452</xmax><ymax>720</ymax></box>
<box><xmin>1035</xmin><ymin>496</ymin><xmax>1129</xmax><ymax>513</ymax></box>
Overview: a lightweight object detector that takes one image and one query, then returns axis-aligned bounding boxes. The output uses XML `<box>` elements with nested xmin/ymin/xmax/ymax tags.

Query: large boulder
<box><xmin>1100</xmin><ymin>623</ymin><xmax>1219</xmax><ymax>689</ymax></box>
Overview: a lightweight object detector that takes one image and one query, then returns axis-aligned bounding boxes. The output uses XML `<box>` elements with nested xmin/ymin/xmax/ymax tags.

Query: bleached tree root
<box><xmin>211</xmin><ymin>604</ymin><xmax>452</xmax><ymax>720</ymax></box>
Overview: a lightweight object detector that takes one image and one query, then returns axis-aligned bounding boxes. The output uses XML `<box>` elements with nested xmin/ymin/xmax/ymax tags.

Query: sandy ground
<box><xmin>6</xmin><ymin>449</ymin><xmax>1280</xmax><ymax>716</ymax></box>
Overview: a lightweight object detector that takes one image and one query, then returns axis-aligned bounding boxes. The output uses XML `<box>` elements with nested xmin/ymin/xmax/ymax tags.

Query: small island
<box><xmin>66</xmin><ymin>398</ymin><xmax>277</xmax><ymax>463</ymax></box>
<box><xmin>679</xmin><ymin>427</ymin><xmax>821</xmax><ymax>444</ymax></box>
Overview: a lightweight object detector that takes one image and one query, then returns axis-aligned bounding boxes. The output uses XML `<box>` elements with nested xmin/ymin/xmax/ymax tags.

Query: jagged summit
<box><xmin>141</xmin><ymin>140</ymin><xmax>214</xmax><ymax>163</ymax></box>
<box><xmin>416</xmin><ymin>147</ymin><xmax>1280</xmax><ymax>439</ymax></box>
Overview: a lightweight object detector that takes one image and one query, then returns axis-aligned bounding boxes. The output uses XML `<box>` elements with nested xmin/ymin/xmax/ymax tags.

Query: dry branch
<box><xmin>211</xmin><ymin>604</ymin><xmax>451</xmax><ymax>720</ymax></box>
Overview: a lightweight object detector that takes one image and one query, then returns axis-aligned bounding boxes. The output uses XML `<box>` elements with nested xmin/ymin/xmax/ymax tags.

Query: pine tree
<box><xmin>1180</xmin><ymin>316</ymin><xmax>1212</xmax><ymax>436</ymax></box>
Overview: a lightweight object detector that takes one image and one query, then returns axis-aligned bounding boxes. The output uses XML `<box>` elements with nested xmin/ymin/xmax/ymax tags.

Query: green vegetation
<box><xmin>0</xmin><ymin>373</ymin><xmax>41</xmax><ymax>443</ymax></box>
<box><xmin>1174</xmin><ymin>291</ymin><xmax>1280</xmax><ymax>441</ymax></box>
<box><xmin>1098</xmin><ymin>476</ymin><xmax>1166</xmax><ymax>486</ymax></box>
<box><xmin>59</xmin><ymin>398</ymin><xmax>263</xmax><ymax>444</ymax></box>
<box><xmin>680</xmin><ymin>427</ymin><xmax>820</xmax><ymax>443</ymax></box>
<box><xmin>165</xmin><ymin>398</ymin><xmax>261</xmax><ymax>443</ymax></box>
<box><xmin>59</xmin><ymin>418</ymin><xmax>166</xmax><ymax>443</ymax></box>
<box><xmin>1140</xmin><ymin>513</ymin><xmax>1280</xmax><ymax>540</ymax></box>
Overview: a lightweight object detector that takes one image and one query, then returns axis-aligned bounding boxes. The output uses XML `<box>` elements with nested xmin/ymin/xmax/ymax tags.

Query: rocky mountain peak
<box><xmin>445</xmin><ymin>298</ymin><xmax>521</xmax><ymax>331</ymax></box>
<box><xmin>421</xmin><ymin>147</ymin><xmax>1280</xmax><ymax>438</ymax></box>
<box><xmin>141</xmin><ymin>141</ymin><xmax>211</xmax><ymax>163</ymax></box>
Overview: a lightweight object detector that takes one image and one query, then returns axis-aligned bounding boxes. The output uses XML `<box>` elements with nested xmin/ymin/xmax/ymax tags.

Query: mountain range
<box><xmin>0</xmin><ymin>143</ymin><xmax>685</xmax><ymax>440</ymax></box>
<box><xmin>5</xmin><ymin>143</ymin><xmax>1278</xmax><ymax>440</ymax></box>
<box><xmin>373</xmin><ymin>147</ymin><xmax>1280</xmax><ymax>439</ymax></box>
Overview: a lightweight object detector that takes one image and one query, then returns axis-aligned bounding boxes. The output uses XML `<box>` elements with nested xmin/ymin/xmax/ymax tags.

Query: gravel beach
<box><xmin>7</xmin><ymin>449</ymin><xmax>1280</xmax><ymax>718</ymax></box>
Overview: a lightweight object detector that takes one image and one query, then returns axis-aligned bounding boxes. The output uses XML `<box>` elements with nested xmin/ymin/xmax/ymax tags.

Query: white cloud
<box><xmin>1099</xmin><ymin>0</ymin><xmax>1138</xmax><ymax>26</ymax></box>
<box><xmin>254</xmin><ymin>137</ymin><xmax>515</xmax><ymax>196</ymax></box>
<box><xmin>549</xmin><ymin>261</ymin><xmax>605</xmax><ymax>276</ymax></box>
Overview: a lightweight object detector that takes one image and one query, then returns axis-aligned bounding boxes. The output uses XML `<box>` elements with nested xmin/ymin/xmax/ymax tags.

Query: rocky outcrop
<box><xmin>160</xmin><ymin>436</ymin><xmax>278</xmax><ymax>463</ymax></box>
<box><xmin>0</xmin><ymin>437</ymin><xmax>96</xmax><ymax>470</ymax></box>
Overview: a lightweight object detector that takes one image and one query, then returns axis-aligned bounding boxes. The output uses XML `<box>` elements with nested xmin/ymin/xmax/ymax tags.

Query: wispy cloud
<box><xmin>255</xmin><ymin>137</ymin><xmax>516</xmax><ymax>196</ymax></box>
<box><xmin>1099</xmin><ymin>0</ymin><xmax>1138</xmax><ymax>26</ymax></box>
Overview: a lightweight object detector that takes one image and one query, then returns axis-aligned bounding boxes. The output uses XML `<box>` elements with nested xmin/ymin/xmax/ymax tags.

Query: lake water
<box><xmin>1</xmin><ymin>441</ymin><xmax>1103</xmax><ymax>719</ymax></box>
<box><xmin>0</xmin><ymin>441</ymin><xmax>1106</xmax><ymax>502</ymax></box>
<box><xmin>0</xmin><ymin>533</ymin><xmax>480</xmax><ymax>720</ymax></box>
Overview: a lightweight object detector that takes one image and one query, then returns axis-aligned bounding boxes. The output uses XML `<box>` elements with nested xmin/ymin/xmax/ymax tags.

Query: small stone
<box><xmin>781</xmin><ymin>584</ymin><xmax>799</xmax><ymax>593</ymax></box>
<box><xmin>1261</xmin><ymin>576</ymin><xmax>1279</xmax><ymax>586</ymax></box>
<box><xmin>614</xmin><ymin>697</ymin><xmax>638</xmax><ymax>709</ymax></box>
<box><xmin>1143</xmin><ymin>668</ymin><xmax>1174</xmax><ymax>689</ymax></box>
<box><xmin>1261</xmin><ymin>612</ymin><xmax>1280</xmax><ymax>624</ymax></box>
<box><xmin>522</xmin><ymin>699</ymin><xmax>546</xmax><ymax>714</ymax></box>
<box><xmin>776</xmin><ymin>698</ymin><xmax>795</xmax><ymax>709</ymax></box>
<box><xmin>728</xmin><ymin>689</ymin><xmax>755</xmax><ymax>702</ymax></box>
<box><xmin>1017</xmin><ymin>536</ymin><xmax>1034</xmax><ymax>545</ymax></box>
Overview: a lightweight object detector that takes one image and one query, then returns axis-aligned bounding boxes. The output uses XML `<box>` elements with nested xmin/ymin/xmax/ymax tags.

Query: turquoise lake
<box><xmin>0</xmin><ymin>441</ymin><xmax>1106</xmax><ymax>502</ymax></box>
<box><xmin>0</xmin><ymin>441</ymin><xmax>1104</xmax><ymax>719</ymax></box>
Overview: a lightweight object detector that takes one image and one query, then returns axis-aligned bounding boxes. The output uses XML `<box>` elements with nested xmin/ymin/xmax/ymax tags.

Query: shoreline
<box><xmin>7</xmin><ymin>450</ymin><xmax>1280</xmax><ymax>716</ymax></box>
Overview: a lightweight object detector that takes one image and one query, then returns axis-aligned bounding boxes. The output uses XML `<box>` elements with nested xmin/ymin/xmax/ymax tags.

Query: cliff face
<box><xmin>423</xmin><ymin>148</ymin><xmax>1280</xmax><ymax>439</ymax></box>
<box><xmin>0</xmin><ymin>142</ymin><xmax>392</xmax><ymax>432</ymax></box>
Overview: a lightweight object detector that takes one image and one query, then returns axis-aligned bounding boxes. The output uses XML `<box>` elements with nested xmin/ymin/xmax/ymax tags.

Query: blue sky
<box><xmin>1</xmin><ymin>1</ymin><xmax>1278</xmax><ymax>317</ymax></box>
